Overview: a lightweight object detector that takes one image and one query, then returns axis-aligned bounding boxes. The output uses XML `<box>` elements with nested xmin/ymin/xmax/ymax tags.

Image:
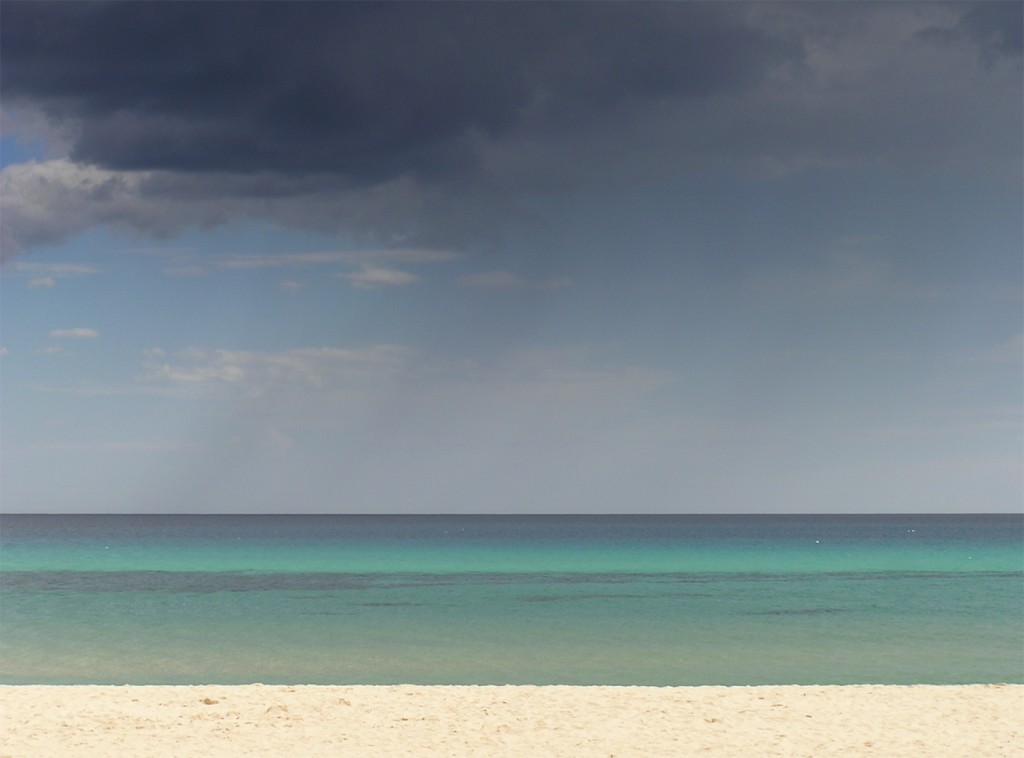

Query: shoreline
<box><xmin>1</xmin><ymin>684</ymin><xmax>1021</xmax><ymax>756</ymax></box>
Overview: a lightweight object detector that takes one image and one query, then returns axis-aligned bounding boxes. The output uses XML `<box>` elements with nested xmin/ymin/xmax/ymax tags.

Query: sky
<box><xmin>0</xmin><ymin>1</ymin><xmax>1021</xmax><ymax>514</ymax></box>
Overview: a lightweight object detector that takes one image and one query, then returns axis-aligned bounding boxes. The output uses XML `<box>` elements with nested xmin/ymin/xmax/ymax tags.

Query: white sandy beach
<box><xmin>0</xmin><ymin>684</ymin><xmax>1021</xmax><ymax>757</ymax></box>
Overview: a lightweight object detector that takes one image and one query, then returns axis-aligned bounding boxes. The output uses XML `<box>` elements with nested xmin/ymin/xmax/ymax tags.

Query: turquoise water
<box><xmin>1</xmin><ymin>515</ymin><xmax>1021</xmax><ymax>685</ymax></box>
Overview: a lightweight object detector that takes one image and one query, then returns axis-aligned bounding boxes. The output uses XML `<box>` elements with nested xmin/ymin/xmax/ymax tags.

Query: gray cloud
<box><xmin>952</xmin><ymin>1</ymin><xmax>1023</xmax><ymax>60</ymax></box>
<box><xmin>343</xmin><ymin>266</ymin><xmax>419</xmax><ymax>289</ymax></box>
<box><xmin>1</xmin><ymin>2</ymin><xmax>788</xmax><ymax>179</ymax></box>
<box><xmin>50</xmin><ymin>327</ymin><xmax>99</xmax><ymax>339</ymax></box>
<box><xmin>12</xmin><ymin>261</ymin><xmax>100</xmax><ymax>287</ymax></box>
<box><xmin>1</xmin><ymin>2</ymin><xmax>1019</xmax><ymax>257</ymax></box>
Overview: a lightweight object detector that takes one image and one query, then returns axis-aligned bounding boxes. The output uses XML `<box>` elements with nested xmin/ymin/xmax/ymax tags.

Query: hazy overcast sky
<box><xmin>1</xmin><ymin>1</ymin><xmax>1020</xmax><ymax>513</ymax></box>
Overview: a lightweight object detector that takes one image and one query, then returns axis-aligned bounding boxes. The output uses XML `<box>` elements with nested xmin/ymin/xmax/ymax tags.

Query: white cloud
<box><xmin>142</xmin><ymin>247</ymin><xmax>458</xmax><ymax>287</ymax></box>
<box><xmin>0</xmin><ymin>159</ymin><xmax>148</xmax><ymax>257</ymax></box>
<box><xmin>13</xmin><ymin>262</ymin><xmax>100</xmax><ymax>276</ymax></box>
<box><xmin>344</xmin><ymin>266</ymin><xmax>419</xmax><ymax>288</ymax></box>
<box><xmin>140</xmin><ymin>345</ymin><xmax>414</xmax><ymax>395</ymax></box>
<box><xmin>216</xmin><ymin>249</ymin><xmax>459</xmax><ymax>269</ymax></box>
<box><xmin>133</xmin><ymin>343</ymin><xmax>674</xmax><ymax>448</ymax></box>
<box><xmin>457</xmin><ymin>270</ymin><xmax>572</xmax><ymax>290</ymax></box>
<box><xmin>10</xmin><ymin>261</ymin><xmax>100</xmax><ymax>288</ymax></box>
<box><xmin>146</xmin><ymin>358</ymin><xmax>246</xmax><ymax>384</ymax></box>
<box><xmin>49</xmin><ymin>327</ymin><xmax>99</xmax><ymax>339</ymax></box>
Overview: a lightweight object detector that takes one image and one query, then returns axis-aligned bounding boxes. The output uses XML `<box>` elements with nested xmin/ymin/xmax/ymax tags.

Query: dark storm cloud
<box><xmin>959</xmin><ymin>1</ymin><xmax>1023</xmax><ymax>57</ymax></box>
<box><xmin>2</xmin><ymin>2</ymin><xmax>1020</xmax><ymax>258</ymax></box>
<box><xmin>1</xmin><ymin>1</ymin><xmax>792</xmax><ymax>181</ymax></box>
<box><xmin>918</xmin><ymin>1</ymin><xmax>1024</xmax><ymax>63</ymax></box>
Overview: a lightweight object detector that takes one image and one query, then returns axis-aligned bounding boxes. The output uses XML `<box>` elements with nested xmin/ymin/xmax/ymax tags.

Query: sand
<box><xmin>0</xmin><ymin>684</ymin><xmax>1021</xmax><ymax>757</ymax></box>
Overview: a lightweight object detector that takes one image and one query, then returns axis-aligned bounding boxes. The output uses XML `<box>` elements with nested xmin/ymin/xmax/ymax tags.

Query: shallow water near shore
<box><xmin>1</xmin><ymin>514</ymin><xmax>1021</xmax><ymax>685</ymax></box>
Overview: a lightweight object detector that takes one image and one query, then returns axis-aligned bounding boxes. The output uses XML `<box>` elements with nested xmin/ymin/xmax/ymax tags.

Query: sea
<box><xmin>0</xmin><ymin>514</ymin><xmax>1021</xmax><ymax>686</ymax></box>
